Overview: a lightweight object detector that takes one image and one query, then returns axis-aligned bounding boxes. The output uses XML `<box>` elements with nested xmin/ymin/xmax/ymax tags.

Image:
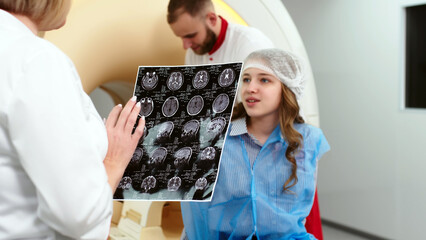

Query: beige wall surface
<box><xmin>45</xmin><ymin>0</ymin><xmax>185</xmax><ymax>93</ymax></box>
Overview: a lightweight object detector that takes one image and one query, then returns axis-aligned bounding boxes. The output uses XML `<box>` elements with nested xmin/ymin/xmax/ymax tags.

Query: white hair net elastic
<box><xmin>242</xmin><ymin>48</ymin><xmax>306</xmax><ymax>101</ymax></box>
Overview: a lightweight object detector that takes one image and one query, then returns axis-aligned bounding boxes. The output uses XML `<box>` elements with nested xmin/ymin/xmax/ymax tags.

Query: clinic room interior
<box><xmin>42</xmin><ymin>0</ymin><xmax>426</xmax><ymax>239</ymax></box>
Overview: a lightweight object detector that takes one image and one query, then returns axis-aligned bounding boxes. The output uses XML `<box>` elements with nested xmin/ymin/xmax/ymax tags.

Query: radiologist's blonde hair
<box><xmin>0</xmin><ymin>0</ymin><xmax>70</xmax><ymax>30</ymax></box>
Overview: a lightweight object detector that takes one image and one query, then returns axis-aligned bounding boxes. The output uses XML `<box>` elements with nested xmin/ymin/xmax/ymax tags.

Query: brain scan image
<box><xmin>218</xmin><ymin>68</ymin><xmax>235</xmax><ymax>87</ymax></box>
<box><xmin>174</xmin><ymin>147</ymin><xmax>192</xmax><ymax>168</ymax></box>
<box><xmin>141</xmin><ymin>176</ymin><xmax>156</xmax><ymax>192</ymax></box>
<box><xmin>167</xmin><ymin>176</ymin><xmax>182</xmax><ymax>191</ymax></box>
<box><xmin>148</xmin><ymin>147</ymin><xmax>167</xmax><ymax>165</ymax></box>
<box><xmin>181</xmin><ymin>120</ymin><xmax>200</xmax><ymax>139</ymax></box>
<box><xmin>131</xmin><ymin>148</ymin><xmax>143</xmax><ymax>163</ymax></box>
<box><xmin>167</xmin><ymin>72</ymin><xmax>184</xmax><ymax>91</ymax></box>
<box><xmin>200</xmin><ymin>147</ymin><xmax>216</xmax><ymax>161</ymax></box>
<box><xmin>195</xmin><ymin>177</ymin><xmax>208</xmax><ymax>190</ymax></box>
<box><xmin>162</xmin><ymin>96</ymin><xmax>179</xmax><ymax>117</ymax></box>
<box><xmin>187</xmin><ymin>95</ymin><xmax>204</xmax><ymax>116</ymax></box>
<box><xmin>212</xmin><ymin>93</ymin><xmax>230</xmax><ymax>113</ymax></box>
<box><xmin>142</xmin><ymin>72</ymin><xmax>158</xmax><ymax>90</ymax></box>
<box><xmin>118</xmin><ymin>176</ymin><xmax>132</xmax><ymax>190</ymax></box>
<box><xmin>139</xmin><ymin>97</ymin><xmax>154</xmax><ymax>117</ymax></box>
<box><xmin>156</xmin><ymin>121</ymin><xmax>174</xmax><ymax>139</ymax></box>
<box><xmin>192</xmin><ymin>70</ymin><xmax>209</xmax><ymax>89</ymax></box>
<box><xmin>207</xmin><ymin>117</ymin><xmax>226</xmax><ymax>135</ymax></box>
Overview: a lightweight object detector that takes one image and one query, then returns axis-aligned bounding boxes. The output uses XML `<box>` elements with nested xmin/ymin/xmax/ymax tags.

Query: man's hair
<box><xmin>0</xmin><ymin>0</ymin><xmax>68</xmax><ymax>29</ymax></box>
<box><xmin>167</xmin><ymin>0</ymin><xmax>213</xmax><ymax>24</ymax></box>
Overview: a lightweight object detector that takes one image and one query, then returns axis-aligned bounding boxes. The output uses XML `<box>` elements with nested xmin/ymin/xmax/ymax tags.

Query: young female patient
<box><xmin>181</xmin><ymin>48</ymin><xmax>330</xmax><ymax>240</ymax></box>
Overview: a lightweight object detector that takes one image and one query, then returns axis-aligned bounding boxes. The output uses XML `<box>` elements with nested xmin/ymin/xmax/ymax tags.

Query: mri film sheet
<box><xmin>114</xmin><ymin>62</ymin><xmax>242</xmax><ymax>201</ymax></box>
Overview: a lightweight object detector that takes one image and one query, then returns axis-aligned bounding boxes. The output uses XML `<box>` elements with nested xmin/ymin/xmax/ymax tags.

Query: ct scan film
<box><xmin>114</xmin><ymin>62</ymin><xmax>242</xmax><ymax>201</ymax></box>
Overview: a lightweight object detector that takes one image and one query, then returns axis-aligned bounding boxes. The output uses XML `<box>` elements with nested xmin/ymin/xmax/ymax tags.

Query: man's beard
<box><xmin>193</xmin><ymin>26</ymin><xmax>217</xmax><ymax>55</ymax></box>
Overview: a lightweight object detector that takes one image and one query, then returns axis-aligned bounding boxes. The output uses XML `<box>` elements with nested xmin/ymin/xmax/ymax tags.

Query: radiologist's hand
<box><xmin>103</xmin><ymin>96</ymin><xmax>145</xmax><ymax>192</ymax></box>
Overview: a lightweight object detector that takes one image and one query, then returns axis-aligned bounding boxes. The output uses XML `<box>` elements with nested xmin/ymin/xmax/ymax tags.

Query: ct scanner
<box><xmin>44</xmin><ymin>0</ymin><xmax>320</xmax><ymax>239</ymax></box>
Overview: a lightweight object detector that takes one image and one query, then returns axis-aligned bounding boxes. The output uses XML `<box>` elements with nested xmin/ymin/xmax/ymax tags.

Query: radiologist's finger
<box><xmin>116</xmin><ymin>96</ymin><xmax>137</xmax><ymax>129</ymax></box>
<box><xmin>132</xmin><ymin>116</ymin><xmax>145</xmax><ymax>141</ymax></box>
<box><xmin>105</xmin><ymin>104</ymin><xmax>122</xmax><ymax>129</ymax></box>
<box><xmin>124</xmin><ymin>101</ymin><xmax>141</xmax><ymax>134</ymax></box>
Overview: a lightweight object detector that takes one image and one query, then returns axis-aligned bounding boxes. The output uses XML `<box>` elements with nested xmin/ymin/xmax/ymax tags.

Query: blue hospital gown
<box><xmin>181</xmin><ymin>120</ymin><xmax>330</xmax><ymax>240</ymax></box>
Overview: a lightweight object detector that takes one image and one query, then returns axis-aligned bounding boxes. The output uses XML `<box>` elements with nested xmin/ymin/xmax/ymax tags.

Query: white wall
<box><xmin>281</xmin><ymin>0</ymin><xmax>426</xmax><ymax>239</ymax></box>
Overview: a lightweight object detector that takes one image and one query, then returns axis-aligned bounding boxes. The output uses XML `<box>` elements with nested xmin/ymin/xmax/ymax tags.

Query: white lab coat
<box><xmin>0</xmin><ymin>9</ymin><xmax>112</xmax><ymax>239</ymax></box>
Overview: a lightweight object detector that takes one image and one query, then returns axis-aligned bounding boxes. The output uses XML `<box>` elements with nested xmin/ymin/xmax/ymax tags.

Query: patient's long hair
<box><xmin>231</xmin><ymin>84</ymin><xmax>304</xmax><ymax>193</ymax></box>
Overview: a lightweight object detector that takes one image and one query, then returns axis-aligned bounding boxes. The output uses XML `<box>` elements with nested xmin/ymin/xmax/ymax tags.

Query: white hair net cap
<box><xmin>242</xmin><ymin>48</ymin><xmax>306</xmax><ymax>101</ymax></box>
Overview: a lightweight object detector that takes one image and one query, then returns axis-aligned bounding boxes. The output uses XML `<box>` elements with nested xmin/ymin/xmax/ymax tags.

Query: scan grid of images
<box><xmin>114</xmin><ymin>62</ymin><xmax>242</xmax><ymax>201</ymax></box>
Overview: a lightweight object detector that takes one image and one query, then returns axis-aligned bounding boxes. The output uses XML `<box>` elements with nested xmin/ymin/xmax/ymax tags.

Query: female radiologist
<box><xmin>0</xmin><ymin>0</ymin><xmax>145</xmax><ymax>239</ymax></box>
<box><xmin>181</xmin><ymin>49</ymin><xmax>330</xmax><ymax>240</ymax></box>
